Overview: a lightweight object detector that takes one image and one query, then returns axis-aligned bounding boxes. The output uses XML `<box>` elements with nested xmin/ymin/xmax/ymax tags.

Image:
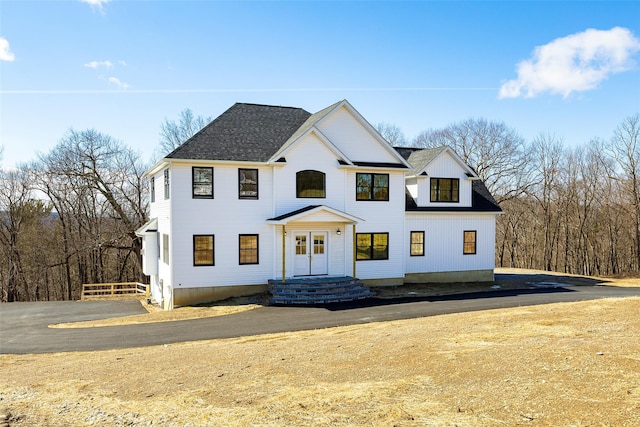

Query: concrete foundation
<box><xmin>169</xmin><ymin>270</ymin><xmax>494</xmax><ymax>308</ymax></box>
<box><xmin>360</xmin><ymin>277</ymin><xmax>405</xmax><ymax>287</ymax></box>
<box><xmin>403</xmin><ymin>269</ymin><xmax>494</xmax><ymax>284</ymax></box>
<box><xmin>173</xmin><ymin>284</ymin><xmax>267</xmax><ymax>307</ymax></box>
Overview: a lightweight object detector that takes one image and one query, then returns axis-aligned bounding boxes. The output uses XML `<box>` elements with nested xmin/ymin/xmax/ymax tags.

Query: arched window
<box><xmin>296</xmin><ymin>170</ymin><xmax>326</xmax><ymax>198</ymax></box>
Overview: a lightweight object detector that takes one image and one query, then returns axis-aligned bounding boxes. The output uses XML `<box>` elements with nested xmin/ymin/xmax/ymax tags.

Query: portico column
<box><xmin>282</xmin><ymin>225</ymin><xmax>286</xmax><ymax>283</ymax></box>
<box><xmin>352</xmin><ymin>223</ymin><xmax>357</xmax><ymax>279</ymax></box>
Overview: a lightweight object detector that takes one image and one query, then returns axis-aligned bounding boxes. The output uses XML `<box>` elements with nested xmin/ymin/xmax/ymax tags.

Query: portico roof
<box><xmin>135</xmin><ymin>218</ymin><xmax>158</xmax><ymax>236</ymax></box>
<box><xmin>266</xmin><ymin>205</ymin><xmax>364</xmax><ymax>225</ymax></box>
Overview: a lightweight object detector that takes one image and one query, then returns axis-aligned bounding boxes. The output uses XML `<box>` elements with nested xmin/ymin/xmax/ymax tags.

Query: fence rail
<box><xmin>81</xmin><ymin>282</ymin><xmax>149</xmax><ymax>300</ymax></box>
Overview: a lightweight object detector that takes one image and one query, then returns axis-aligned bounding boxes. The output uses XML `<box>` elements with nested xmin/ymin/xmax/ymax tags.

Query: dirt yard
<box><xmin>1</xmin><ymin>271</ymin><xmax>639</xmax><ymax>426</ymax></box>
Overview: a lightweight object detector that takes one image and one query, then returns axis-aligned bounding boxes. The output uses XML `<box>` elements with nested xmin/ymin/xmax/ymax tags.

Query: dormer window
<box><xmin>430</xmin><ymin>178</ymin><xmax>459</xmax><ymax>202</ymax></box>
<box><xmin>296</xmin><ymin>170</ymin><xmax>326</xmax><ymax>198</ymax></box>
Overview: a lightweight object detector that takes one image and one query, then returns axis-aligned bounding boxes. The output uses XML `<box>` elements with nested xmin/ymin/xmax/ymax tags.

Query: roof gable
<box><xmin>397</xmin><ymin>145</ymin><xmax>476</xmax><ymax>177</ymax></box>
<box><xmin>267</xmin><ymin>205</ymin><xmax>364</xmax><ymax>224</ymax></box>
<box><xmin>271</xmin><ymin>100</ymin><xmax>410</xmax><ymax>168</ymax></box>
<box><xmin>166</xmin><ymin>103</ymin><xmax>311</xmax><ymax>162</ymax></box>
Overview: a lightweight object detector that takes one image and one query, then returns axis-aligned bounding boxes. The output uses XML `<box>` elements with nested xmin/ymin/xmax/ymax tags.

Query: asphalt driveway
<box><xmin>2</xmin><ymin>282</ymin><xmax>639</xmax><ymax>354</ymax></box>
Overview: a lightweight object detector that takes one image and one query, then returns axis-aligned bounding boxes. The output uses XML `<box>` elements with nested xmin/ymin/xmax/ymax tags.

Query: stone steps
<box><xmin>268</xmin><ymin>276</ymin><xmax>375</xmax><ymax>305</ymax></box>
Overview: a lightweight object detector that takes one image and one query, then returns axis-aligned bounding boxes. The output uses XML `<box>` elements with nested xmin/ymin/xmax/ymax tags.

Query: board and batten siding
<box><xmin>168</xmin><ymin>163</ymin><xmax>275</xmax><ymax>288</ymax></box>
<box><xmin>405</xmin><ymin>213</ymin><xmax>496</xmax><ymax>273</ymax></box>
<box><xmin>417</xmin><ymin>153</ymin><xmax>472</xmax><ymax>208</ymax></box>
<box><xmin>316</xmin><ymin>106</ymin><xmax>400</xmax><ymax>164</ymax></box>
<box><xmin>273</xmin><ymin>133</ymin><xmax>347</xmax><ymax>216</ymax></box>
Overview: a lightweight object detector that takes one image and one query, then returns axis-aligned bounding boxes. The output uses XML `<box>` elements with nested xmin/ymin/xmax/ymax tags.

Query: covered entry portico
<box><xmin>266</xmin><ymin>205</ymin><xmax>364</xmax><ymax>282</ymax></box>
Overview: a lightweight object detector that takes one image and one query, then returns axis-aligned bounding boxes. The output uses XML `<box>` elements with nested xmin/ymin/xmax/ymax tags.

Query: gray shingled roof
<box><xmin>396</xmin><ymin>146</ymin><xmax>501</xmax><ymax>212</ymax></box>
<box><xmin>395</xmin><ymin>146</ymin><xmax>448</xmax><ymax>173</ymax></box>
<box><xmin>405</xmin><ymin>180</ymin><xmax>502</xmax><ymax>212</ymax></box>
<box><xmin>166</xmin><ymin>103</ymin><xmax>312</xmax><ymax>162</ymax></box>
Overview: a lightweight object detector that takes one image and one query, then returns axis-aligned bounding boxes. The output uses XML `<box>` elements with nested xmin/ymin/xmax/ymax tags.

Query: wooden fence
<box><xmin>81</xmin><ymin>282</ymin><xmax>149</xmax><ymax>300</ymax></box>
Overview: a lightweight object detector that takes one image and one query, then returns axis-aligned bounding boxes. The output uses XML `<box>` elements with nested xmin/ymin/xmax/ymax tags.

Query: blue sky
<box><xmin>1</xmin><ymin>0</ymin><xmax>639</xmax><ymax>169</ymax></box>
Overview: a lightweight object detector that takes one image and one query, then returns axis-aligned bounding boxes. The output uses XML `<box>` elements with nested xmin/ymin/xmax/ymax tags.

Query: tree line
<box><xmin>381</xmin><ymin>113</ymin><xmax>640</xmax><ymax>276</ymax></box>
<box><xmin>1</xmin><ymin>110</ymin><xmax>638</xmax><ymax>302</ymax></box>
<box><xmin>0</xmin><ymin>110</ymin><xmax>209</xmax><ymax>302</ymax></box>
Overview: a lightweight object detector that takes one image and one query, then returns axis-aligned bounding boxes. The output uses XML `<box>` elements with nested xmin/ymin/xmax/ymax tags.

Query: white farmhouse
<box><xmin>137</xmin><ymin>100</ymin><xmax>502</xmax><ymax>309</ymax></box>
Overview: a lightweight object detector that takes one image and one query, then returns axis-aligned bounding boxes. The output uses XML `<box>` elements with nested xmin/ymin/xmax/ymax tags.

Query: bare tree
<box><xmin>158</xmin><ymin>108</ymin><xmax>211</xmax><ymax>155</ymax></box>
<box><xmin>413</xmin><ymin>118</ymin><xmax>533</xmax><ymax>203</ymax></box>
<box><xmin>530</xmin><ymin>133</ymin><xmax>564</xmax><ymax>271</ymax></box>
<box><xmin>0</xmin><ymin>168</ymin><xmax>51</xmax><ymax>302</ymax></box>
<box><xmin>375</xmin><ymin>122</ymin><xmax>407</xmax><ymax>146</ymax></box>
<box><xmin>36</xmin><ymin>129</ymin><xmax>149</xmax><ymax>293</ymax></box>
<box><xmin>610</xmin><ymin>113</ymin><xmax>640</xmax><ymax>272</ymax></box>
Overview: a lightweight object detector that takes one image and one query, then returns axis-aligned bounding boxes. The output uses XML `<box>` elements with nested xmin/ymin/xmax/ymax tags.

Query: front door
<box><xmin>294</xmin><ymin>232</ymin><xmax>328</xmax><ymax>276</ymax></box>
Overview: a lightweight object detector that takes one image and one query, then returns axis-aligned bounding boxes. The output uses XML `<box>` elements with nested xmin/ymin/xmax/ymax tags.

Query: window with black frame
<box><xmin>296</xmin><ymin>170</ymin><xmax>326</xmax><ymax>198</ymax></box>
<box><xmin>239</xmin><ymin>234</ymin><xmax>259</xmax><ymax>264</ymax></box>
<box><xmin>356</xmin><ymin>173</ymin><xmax>389</xmax><ymax>201</ymax></box>
<box><xmin>163</xmin><ymin>169</ymin><xmax>170</xmax><ymax>200</ymax></box>
<box><xmin>193</xmin><ymin>235</ymin><xmax>214</xmax><ymax>266</ymax></box>
<box><xmin>463</xmin><ymin>230</ymin><xmax>477</xmax><ymax>255</ymax></box>
<box><xmin>239</xmin><ymin>168</ymin><xmax>258</xmax><ymax>199</ymax></box>
<box><xmin>430</xmin><ymin>178</ymin><xmax>459</xmax><ymax>202</ymax></box>
<box><xmin>356</xmin><ymin>232</ymin><xmax>389</xmax><ymax>260</ymax></box>
<box><xmin>410</xmin><ymin>231</ymin><xmax>425</xmax><ymax>256</ymax></box>
<box><xmin>192</xmin><ymin>167</ymin><xmax>213</xmax><ymax>198</ymax></box>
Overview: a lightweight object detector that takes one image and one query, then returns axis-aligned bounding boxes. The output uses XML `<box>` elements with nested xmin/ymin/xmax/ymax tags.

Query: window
<box><xmin>430</xmin><ymin>178</ymin><xmax>459</xmax><ymax>202</ymax></box>
<box><xmin>239</xmin><ymin>169</ymin><xmax>258</xmax><ymax>199</ymax></box>
<box><xmin>150</xmin><ymin>177</ymin><xmax>155</xmax><ymax>203</ymax></box>
<box><xmin>192</xmin><ymin>167</ymin><xmax>213</xmax><ymax>198</ymax></box>
<box><xmin>239</xmin><ymin>234</ymin><xmax>259</xmax><ymax>265</ymax></box>
<box><xmin>463</xmin><ymin>231</ymin><xmax>477</xmax><ymax>255</ymax></box>
<box><xmin>356</xmin><ymin>173</ymin><xmax>389</xmax><ymax>201</ymax></box>
<box><xmin>356</xmin><ymin>232</ymin><xmax>389</xmax><ymax>260</ymax></box>
<box><xmin>164</xmin><ymin>169</ymin><xmax>170</xmax><ymax>200</ymax></box>
<box><xmin>162</xmin><ymin>234</ymin><xmax>169</xmax><ymax>264</ymax></box>
<box><xmin>296</xmin><ymin>170</ymin><xmax>326</xmax><ymax>198</ymax></box>
<box><xmin>193</xmin><ymin>235</ymin><xmax>214</xmax><ymax>266</ymax></box>
<box><xmin>410</xmin><ymin>231</ymin><xmax>425</xmax><ymax>256</ymax></box>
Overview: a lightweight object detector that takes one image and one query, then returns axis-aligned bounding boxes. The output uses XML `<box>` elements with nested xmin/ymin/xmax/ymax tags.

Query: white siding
<box><xmin>169</xmin><ymin>163</ymin><xmax>275</xmax><ymax>288</ymax></box>
<box><xmin>417</xmin><ymin>152</ymin><xmax>472</xmax><ymax>208</ymax></box>
<box><xmin>274</xmin><ymin>133</ymin><xmax>346</xmax><ymax>216</ymax></box>
<box><xmin>141</xmin><ymin>233</ymin><xmax>158</xmax><ymax>275</ymax></box>
<box><xmin>273</xmin><ymin>224</ymin><xmax>348</xmax><ymax>278</ymax></box>
<box><xmin>346</xmin><ymin>169</ymin><xmax>406</xmax><ymax>280</ymax></box>
<box><xmin>317</xmin><ymin>106</ymin><xmax>400</xmax><ymax>164</ymax></box>
<box><xmin>405</xmin><ymin>213</ymin><xmax>496</xmax><ymax>273</ymax></box>
<box><xmin>148</xmin><ymin>167</ymin><xmax>171</xmax><ymax>303</ymax></box>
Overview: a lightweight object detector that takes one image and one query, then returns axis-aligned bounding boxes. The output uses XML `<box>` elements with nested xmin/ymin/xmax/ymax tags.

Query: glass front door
<box><xmin>294</xmin><ymin>232</ymin><xmax>328</xmax><ymax>276</ymax></box>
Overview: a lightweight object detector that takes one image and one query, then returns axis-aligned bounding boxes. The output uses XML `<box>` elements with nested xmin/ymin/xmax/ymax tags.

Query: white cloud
<box><xmin>80</xmin><ymin>0</ymin><xmax>110</xmax><ymax>12</ymax></box>
<box><xmin>499</xmin><ymin>27</ymin><xmax>640</xmax><ymax>99</ymax></box>
<box><xmin>108</xmin><ymin>77</ymin><xmax>129</xmax><ymax>90</ymax></box>
<box><xmin>84</xmin><ymin>60</ymin><xmax>113</xmax><ymax>69</ymax></box>
<box><xmin>0</xmin><ymin>37</ymin><xmax>15</xmax><ymax>62</ymax></box>
<box><xmin>118</xmin><ymin>60</ymin><xmax>127</xmax><ymax>66</ymax></box>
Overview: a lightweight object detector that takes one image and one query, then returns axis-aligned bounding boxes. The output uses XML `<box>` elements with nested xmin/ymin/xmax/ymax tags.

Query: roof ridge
<box><xmin>234</xmin><ymin>102</ymin><xmax>306</xmax><ymax>110</ymax></box>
